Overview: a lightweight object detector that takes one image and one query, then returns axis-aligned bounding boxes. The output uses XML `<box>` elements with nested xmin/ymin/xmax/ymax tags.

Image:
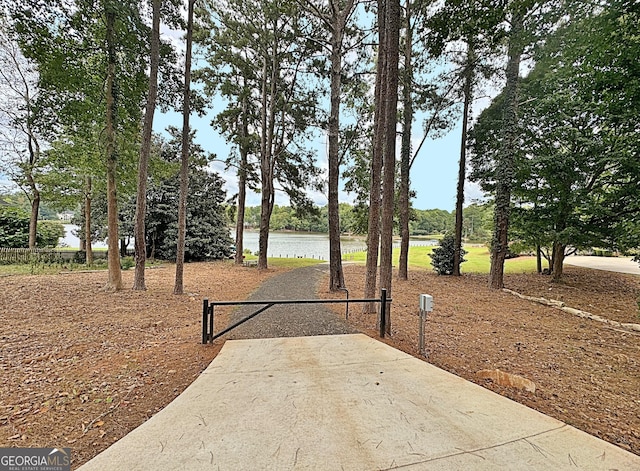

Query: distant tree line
<box><xmin>0</xmin><ymin>193</ymin><xmax>60</xmax><ymax>221</ymax></box>
<box><xmin>240</xmin><ymin>203</ymin><xmax>493</xmax><ymax>242</ymax></box>
<box><xmin>0</xmin><ymin>130</ymin><xmax>232</xmax><ymax>262</ymax></box>
<box><xmin>1</xmin><ymin>0</ymin><xmax>637</xmax><ymax>296</ymax></box>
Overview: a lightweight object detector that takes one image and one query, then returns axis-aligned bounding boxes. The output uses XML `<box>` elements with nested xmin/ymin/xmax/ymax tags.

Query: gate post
<box><xmin>202</xmin><ymin>299</ymin><xmax>209</xmax><ymax>344</ymax></box>
<box><xmin>379</xmin><ymin>289</ymin><xmax>387</xmax><ymax>338</ymax></box>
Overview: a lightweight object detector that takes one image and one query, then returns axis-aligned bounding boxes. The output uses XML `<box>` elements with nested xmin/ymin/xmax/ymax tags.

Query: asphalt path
<box><xmin>564</xmin><ymin>255</ymin><xmax>640</xmax><ymax>275</ymax></box>
<box><xmin>226</xmin><ymin>264</ymin><xmax>356</xmax><ymax>340</ymax></box>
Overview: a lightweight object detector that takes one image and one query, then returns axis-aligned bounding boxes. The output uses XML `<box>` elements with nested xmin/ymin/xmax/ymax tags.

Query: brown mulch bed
<box><xmin>322</xmin><ymin>264</ymin><xmax>640</xmax><ymax>455</ymax></box>
<box><xmin>0</xmin><ymin>262</ymin><xmax>284</xmax><ymax>468</ymax></box>
<box><xmin>505</xmin><ymin>262</ymin><xmax>640</xmax><ymax>324</ymax></box>
<box><xmin>1</xmin><ymin>261</ymin><xmax>639</xmax><ymax>469</ymax></box>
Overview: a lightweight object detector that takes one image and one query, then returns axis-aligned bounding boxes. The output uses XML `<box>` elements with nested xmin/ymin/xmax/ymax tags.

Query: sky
<box><xmin>0</xmin><ymin>22</ymin><xmax>490</xmax><ymax>212</ymax></box>
<box><xmin>153</xmin><ymin>105</ymin><xmax>487</xmax><ymax>213</ymax></box>
<box><xmin>0</xmin><ymin>102</ymin><xmax>485</xmax><ymax>211</ymax></box>
<box><xmin>153</xmin><ymin>21</ymin><xmax>491</xmax><ymax>213</ymax></box>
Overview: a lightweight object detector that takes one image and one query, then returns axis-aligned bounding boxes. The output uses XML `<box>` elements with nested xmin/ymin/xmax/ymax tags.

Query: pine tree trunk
<box><xmin>234</xmin><ymin>91</ymin><xmax>250</xmax><ymax>265</ymax></box>
<box><xmin>235</xmin><ymin>153</ymin><xmax>247</xmax><ymax>265</ymax></box>
<box><xmin>378</xmin><ymin>0</ymin><xmax>401</xmax><ymax>335</ymax></box>
<box><xmin>258</xmin><ymin>49</ymin><xmax>278</xmax><ymax>271</ymax></box>
<box><xmin>363</xmin><ymin>0</ymin><xmax>387</xmax><ymax>313</ymax></box>
<box><xmin>489</xmin><ymin>10</ymin><xmax>523</xmax><ymax>290</ymax></box>
<box><xmin>327</xmin><ymin>12</ymin><xmax>347</xmax><ymax>291</ymax></box>
<box><xmin>174</xmin><ymin>0</ymin><xmax>195</xmax><ymax>295</ymax></box>
<box><xmin>453</xmin><ymin>42</ymin><xmax>474</xmax><ymax>276</ymax></box>
<box><xmin>84</xmin><ymin>176</ymin><xmax>93</xmax><ymax>265</ymax></box>
<box><xmin>552</xmin><ymin>241</ymin><xmax>565</xmax><ymax>281</ymax></box>
<box><xmin>398</xmin><ymin>0</ymin><xmax>412</xmax><ymax>281</ymax></box>
<box><xmin>258</xmin><ymin>179</ymin><xmax>273</xmax><ymax>269</ymax></box>
<box><xmin>234</xmin><ymin>177</ymin><xmax>246</xmax><ymax>265</ymax></box>
<box><xmin>104</xmin><ymin>6</ymin><xmax>122</xmax><ymax>292</ymax></box>
<box><xmin>133</xmin><ymin>0</ymin><xmax>160</xmax><ymax>291</ymax></box>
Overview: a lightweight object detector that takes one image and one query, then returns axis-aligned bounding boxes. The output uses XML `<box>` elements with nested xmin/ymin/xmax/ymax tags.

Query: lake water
<box><xmin>241</xmin><ymin>231</ymin><xmax>367</xmax><ymax>260</ymax></box>
<box><xmin>61</xmin><ymin>225</ymin><xmax>108</xmax><ymax>249</ymax></box>
<box><xmin>61</xmin><ymin>225</ymin><xmax>435</xmax><ymax>260</ymax></box>
<box><xmin>241</xmin><ymin>231</ymin><xmax>437</xmax><ymax>260</ymax></box>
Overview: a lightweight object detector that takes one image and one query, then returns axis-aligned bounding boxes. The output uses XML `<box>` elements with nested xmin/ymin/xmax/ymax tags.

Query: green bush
<box><xmin>0</xmin><ymin>206</ymin><xmax>65</xmax><ymax>248</ymax></box>
<box><xmin>429</xmin><ymin>234</ymin><xmax>467</xmax><ymax>275</ymax></box>
<box><xmin>0</xmin><ymin>207</ymin><xmax>30</xmax><ymax>247</ymax></box>
<box><xmin>507</xmin><ymin>241</ymin><xmax>532</xmax><ymax>257</ymax></box>
<box><xmin>73</xmin><ymin>251</ymin><xmax>86</xmax><ymax>264</ymax></box>
<box><xmin>121</xmin><ymin>256</ymin><xmax>134</xmax><ymax>270</ymax></box>
<box><xmin>37</xmin><ymin>221</ymin><xmax>65</xmax><ymax>247</ymax></box>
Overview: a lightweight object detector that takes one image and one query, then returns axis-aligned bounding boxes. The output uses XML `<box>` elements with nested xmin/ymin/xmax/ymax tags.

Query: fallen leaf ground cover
<box><xmin>0</xmin><ymin>262</ymin><xmax>283</xmax><ymax>468</ymax></box>
<box><xmin>322</xmin><ymin>264</ymin><xmax>640</xmax><ymax>455</ymax></box>
<box><xmin>1</xmin><ymin>260</ymin><xmax>638</xmax><ymax>468</ymax></box>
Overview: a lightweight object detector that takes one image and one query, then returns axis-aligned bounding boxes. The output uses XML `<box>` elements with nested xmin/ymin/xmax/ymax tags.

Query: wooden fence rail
<box><xmin>0</xmin><ymin>248</ymin><xmax>81</xmax><ymax>264</ymax></box>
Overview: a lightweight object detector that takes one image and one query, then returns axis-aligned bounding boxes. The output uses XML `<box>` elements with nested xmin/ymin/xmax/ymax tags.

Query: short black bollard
<box><xmin>379</xmin><ymin>289</ymin><xmax>387</xmax><ymax>338</ymax></box>
<box><xmin>202</xmin><ymin>299</ymin><xmax>209</xmax><ymax>344</ymax></box>
<box><xmin>338</xmin><ymin>287</ymin><xmax>350</xmax><ymax>320</ymax></box>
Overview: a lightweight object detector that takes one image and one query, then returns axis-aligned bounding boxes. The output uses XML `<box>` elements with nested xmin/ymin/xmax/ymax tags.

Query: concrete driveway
<box><xmin>79</xmin><ymin>334</ymin><xmax>640</xmax><ymax>470</ymax></box>
<box><xmin>565</xmin><ymin>255</ymin><xmax>640</xmax><ymax>275</ymax></box>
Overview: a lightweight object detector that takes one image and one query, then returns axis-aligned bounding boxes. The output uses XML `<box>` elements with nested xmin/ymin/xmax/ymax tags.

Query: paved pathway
<box><xmin>76</xmin><ymin>264</ymin><xmax>640</xmax><ymax>470</ymax></box>
<box><xmin>227</xmin><ymin>264</ymin><xmax>357</xmax><ymax>339</ymax></box>
<box><xmin>565</xmin><ymin>255</ymin><xmax>640</xmax><ymax>275</ymax></box>
<box><xmin>79</xmin><ymin>334</ymin><xmax>640</xmax><ymax>470</ymax></box>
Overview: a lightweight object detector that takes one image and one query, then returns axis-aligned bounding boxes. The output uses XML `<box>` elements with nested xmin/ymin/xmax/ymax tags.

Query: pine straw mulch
<box><xmin>0</xmin><ymin>262</ymin><xmax>285</xmax><ymax>468</ymax></box>
<box><xmin>321</xmin><ymin>263</ymin><xmax>640</xmax><ymax>456</ymax></box>
<box><xmin>0</xmin><ymin>260</ymin><xmax>639</xmax><ymax>469</ymax></box>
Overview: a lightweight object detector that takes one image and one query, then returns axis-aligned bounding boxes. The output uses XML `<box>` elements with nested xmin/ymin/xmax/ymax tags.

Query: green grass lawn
<box><xmin>0</xmin><ymin>245</ymin><xmax>539</xmax><ymax>277</ymax></box>
<box><xmin>267</xmin><ymin>258</ymin><xmax>324</xmax><ymax>268</ymax></box>
<box><xmin>0</xmin><ymin>264</ymin><xmax>63</xmax><ymax>276</ymax></box>
<box><xmin>240</xmin><ymin>254</ymin><xmax>323</xmax><ymax>269</ymax></box>
<box><xmin>342</xmin><ymin>244</ymin><xmax>541</xmax><ymax>274</ymax></box>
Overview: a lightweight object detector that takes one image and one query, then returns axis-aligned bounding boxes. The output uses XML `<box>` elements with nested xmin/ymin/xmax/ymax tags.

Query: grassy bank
<box><xmin>0</xmin><ymin>245</ymin><xmax>541</xmax><ymax>277</ymax></box>
<box><xmin>342</xmin><ymin>245</ymin><xmax>542</xmax><ymax>274</ymax></box>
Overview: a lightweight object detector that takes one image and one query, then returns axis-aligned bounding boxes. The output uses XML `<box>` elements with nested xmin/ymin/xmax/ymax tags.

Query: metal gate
<box><xmin>202</xmin><ymin>289</ymin><xmax>391</xmax><ymax>343</ymax></box>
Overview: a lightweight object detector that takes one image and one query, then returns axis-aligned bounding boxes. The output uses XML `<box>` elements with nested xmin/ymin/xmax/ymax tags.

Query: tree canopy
<box><xmin>0</xmin><ymin>0</ymin><xmax>637</xmax><ymax>295</ymax></box>
<box><xmin>470</xmin><ymin>0</ymin><xmax>640</xmax><ymax>279</ymax></box>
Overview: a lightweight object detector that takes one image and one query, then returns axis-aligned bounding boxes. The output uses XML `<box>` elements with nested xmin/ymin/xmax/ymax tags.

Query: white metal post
<box><xmin>419</xmin><ymin>294</ymin><xmax>433</xmax><ymax>356</ymax></box>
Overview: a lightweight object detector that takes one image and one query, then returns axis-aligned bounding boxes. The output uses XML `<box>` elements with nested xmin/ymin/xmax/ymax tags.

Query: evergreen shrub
<box><xmin>429</xmin><ymin>234</ymin><xmax>466</xmax><ymax>275</ymax></box>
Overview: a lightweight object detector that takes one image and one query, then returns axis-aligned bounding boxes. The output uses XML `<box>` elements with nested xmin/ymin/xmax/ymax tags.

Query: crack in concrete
<box><xmin>381</xmin><ymin>424</ymin><xmax>568</xmax><ymax>469</ymax></box>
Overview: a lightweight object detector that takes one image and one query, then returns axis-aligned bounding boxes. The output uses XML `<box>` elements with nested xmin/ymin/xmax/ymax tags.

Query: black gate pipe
<box><xmin>379</xmin><ymin>289</ymin><xmax>387</xmax><ymax>338</ymax></box>
<box><xmin>209</xmin><ymin>303</ymin><xmax>214</xmax><ymax>343</ymax></box>
<box><xmin>209</xmin><ymin>303</ymin><xmax>274</xmax><ymax>342</ymax></box>
<box><xmin>202</xmin><ymin>299</ymin><xmax>208</xmax><ymax>344</ymax></box>
<box><xmin>338</xmin><ymin>287</ymin><xmax>349</xmax><ymax>320</ymax></box>
<box><xmin>201</xmin><ymin>291</ymin><xmax>391</xmax><ymax>344</ymax></box>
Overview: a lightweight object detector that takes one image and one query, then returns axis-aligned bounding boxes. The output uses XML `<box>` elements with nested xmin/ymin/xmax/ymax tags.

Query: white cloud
<box><xmin>464</xmin><ymin>181</ymin><xmax>488</xmax><ymax>206</ymax></box>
